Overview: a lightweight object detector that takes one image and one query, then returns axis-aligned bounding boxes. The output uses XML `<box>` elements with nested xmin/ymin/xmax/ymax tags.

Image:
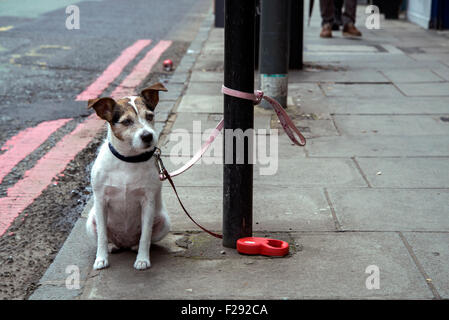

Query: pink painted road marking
<box><xmin>0</xmin><ymin>118</ymin><xmax>72</xmax><ymax>184</ymax></box>
<box><xmin>111</xmin><ymin>40</ymin><xmax>172</xmax><ymax>98</ymax></box>
<box><xmin>76</xmin><ymin>39</ymin><xmax>152</xmax><ymax>101</ymax></box>
<box><xmin>0</xmin><ymin>114</ymin><xmax>104</xmax><ymax>236</ymax></box>
<box><xmin>0</xmin><ymin>39</ymin><xmax>173</xmax><ymax>235</ymax></box>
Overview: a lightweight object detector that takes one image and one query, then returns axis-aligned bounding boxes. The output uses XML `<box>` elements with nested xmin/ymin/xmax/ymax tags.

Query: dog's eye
<box><xmin>145</xmin><ymin>113</ymin><xmax>154</xmax><ymax>121</ymax></box>
<box><xmin>121</xmin><ymin>118</ymin><xmax>134</xmax><ymax>126</ymax></box>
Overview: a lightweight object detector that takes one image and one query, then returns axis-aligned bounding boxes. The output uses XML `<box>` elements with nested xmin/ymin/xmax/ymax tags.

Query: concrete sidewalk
<box><xmin>30</xmin><ymin>5</ymin><xmax>449</xmax><ymax>299</ymax></box>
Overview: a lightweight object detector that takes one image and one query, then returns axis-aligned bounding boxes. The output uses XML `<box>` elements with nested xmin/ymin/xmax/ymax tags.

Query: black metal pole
<box><xmin>259</xmin><ymin>0</ymin><xmax>290</xmax><ymax>108</ymax></box>
<box><xmin>255</xmin><ymin>0</ymin><xmax>260</xmax><ymax>70</ymax></box>
<box><xmin>215</xmin><ymin>0</ymin><xmax>224</xmax><ymax>28</ymax></box>
<box><xmin>223</xmin><ymin>0</ymin><xmax>255</xmax><ymax>248</ymax></box>
<box><xmin>289</xmin><ymin>0</ymin><xmax>304</xmax><ymax>70</ymax></box>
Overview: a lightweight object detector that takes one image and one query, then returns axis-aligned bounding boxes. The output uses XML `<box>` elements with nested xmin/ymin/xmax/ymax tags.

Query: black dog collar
<box><xmin>108</xmin><ymin>142</ymin><xmax>157</xmax><ymax>163</ymax></box>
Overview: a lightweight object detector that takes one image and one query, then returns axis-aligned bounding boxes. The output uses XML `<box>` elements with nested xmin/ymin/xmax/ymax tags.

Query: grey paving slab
<box><xmin>408</xmin><ymin>53</ymin><xmax>449</xmax><ymax>63</ymax></box>
<box><xmin>255</xmin><ymin>114</ymin><xmax>276</xmax><ymax>132</ymax></box>
<box><xmin>327</xmin><ymin>188</ymin><xmax>449</xmax><ymax>231</ymax></box>
<box><xmin>193</xmin><ymin>57</ymin><xmax>224</xmax><ymax>72</ymax></box>
<box><xmin>319</xmin><ymin>97</ymin><xmax>449</xmax><ymax>115</ymax></box>
<box><xmin>160</xmin><ymin>157</ymin><xmax>222</xmax><ymax>186</ymax></box>
<box><xmin>311</xmin><ymin>58</ymin><xmax>445</xmax><ymax>71</ymax></box>
<box><xmin>160</xmin><ymin>83</ymin><xmax>185</xmax><ymax>100</ymax></box>
<box><xmin>169</xmin><ymin>112</ymin><xmax>271</xmax><ymax>133</ymax></box>
<box><xmin>321</xmin><ymin>83</ymin><xmax>403</xmax><ymax>98</ymax></box>
<box><xmin>288</xmin><ymin>83</ymin><xmax>326</xmax><ymax>103</ymax></box>
<box><xmin>154</xmin><ymin>111</ymin><xmax>170</xmax><ymax>123</ymax></box>
<box><xmin>422</xmin><ymin>47</ymin><xmax>449</xmax><ymax>54</ymax></box>
<box><xmin>395</xmin><ymin>82</ymin><xmax>449</xmax><ymax>97</ymax></box>
<box><xmin>289</xmin><ymin>70</ymin><xmax>389</xmax><ymax>83</ymax></box>
<box><xmin>164</xmin><ymin>186</ymin><xmax>335</xmax><ymax>232</ymax></box>
<box><xmin>201</xmin><ymin>44</ymin><xmax>223</xmax><ymax>55</ymax></box>
<box><xmin>202</xmin><ymin>38</ymin><xmax>224</xmax><ymax>49</ymax></box>
<box><xmin>160</xmin><ymin>157</ymin><xmax>366</xmax><ymax>187</ymax></box>
<box><xmin>303</xmin><ymin>52</ymin><xmax>418</xmax><ymax>65</ymax></box>
<box><xmin>291</xmin><ymin>96</ymin><xmax>338</xmax><ymax>115</ymax></box>
<box><xmin>266</xmin><ymin>158</ymin><xmax>365</xmax><ymax>187</ymax></box>
<box><xmin>207</xmin><ymin>27</ymin><xmax>224</xmax><ymax>40</ymax></box>
<box><xmin>185</xmin><ymin>81</ymin><xmax>222</xmax><ymax>96</ymax></box>
<box><xmin>201</xmin><ymin>49</ymin><xmax>224</xmax><ymax>57</ymax></box>
<box><xmin>356</xmin><ymin>158</ymin><xmax>449</xmax><ymax>188</ymax></box>
<box><xmin>190</xmin><ymin>70</ymin><xmax>222</xmax><ymax>82</ymax></box>
<box><xmin>170</xmin><ymin>113</ymin><xmax>221</xmax><ymax>132</ymax></box>
<box><xmin>200</xmin><ymin>42</ymin><xmax>224</xmax><ymax>54</ymax></box>
<box><xmin>177</xmin><ymin>94</ymin><xmax>223</xmax><ymax>113</ymax></box>
<box><xmin>381</xmin><ymin>44</ymin><xmax>404</xmax><ymax>54</ymax></box>
<box><xmin>177</xmin><ymin>55</ymin><xmax>196</xmax><ymax>70</ymax></box>
<box><xmin>432</xmin><ymin>64</ymin><xmax>449</xmax><ymax>81</ymax></box>
<box><xmin>403</xmin><ymin>232</ymin><xmax>449</xmax><ymax>299</ymax></box>
<box><xmin>156</xmin><ymin>100</ymin><xmax>177</xmax><ymax>114</ymax></box>
<box><xmin>380</xmin><ymin>68</ymin><xmax>444</xmax><ymax>83</ymax></box>
<box><xmin>81</xmin><ymin>232</ymin><xmax>433</xmax><ymax>299</ymax></box>
<box><xmin>273</xmin><ymin>119</ymin><xmax>339</xmax><ymax>138</ymax></box>
<box><xmin>305</xmin><ymin>44</ymin><xmax>380</xmax><ymax>53</ymax></box>
<box><xmin>306</xmin><ymin>135</ymin><xmax>449</xmax><ymax>157</ymax></box>
<box><xmin>333</xmin><ymin>115</ymin><xmax>449</xmax><ymax>136</ymax></box>
<box><xmin>168</xmin><ymin>71</ymin><xmax>189</xmax><ymax>85</ymax></box>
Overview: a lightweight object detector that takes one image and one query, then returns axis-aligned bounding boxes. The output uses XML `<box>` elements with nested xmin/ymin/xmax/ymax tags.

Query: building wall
<box><xmin>407</xmin><ymin>0</ymin><xmax>432</xmax><ymax>28</ymax></box>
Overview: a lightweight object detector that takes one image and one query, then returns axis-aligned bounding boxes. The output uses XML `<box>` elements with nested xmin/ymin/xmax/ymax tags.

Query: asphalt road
<box><xmin>0</xmin><ymin>0</ymin><xmax>209</xmax><ymax>139</ymax></box>
<box><xmin>0</xmin><ymin>0</ymin><xmax>211</xmax><ymax>299</ymax></box>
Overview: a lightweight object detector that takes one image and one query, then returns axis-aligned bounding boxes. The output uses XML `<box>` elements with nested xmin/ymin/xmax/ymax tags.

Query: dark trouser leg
<box><xmin>342</xmin><ymin>0</ymin><xmax>357</xmax><ymax>25</ymax></box>
<box><xmin>334</xmin><ymin>0</ymin><xmax>343</xmax><ymax>25</ymax></box>
<box><xmin>320</xmin><ymin>0</ymin><xmax>334</xmax><ymax>26</ymax></box>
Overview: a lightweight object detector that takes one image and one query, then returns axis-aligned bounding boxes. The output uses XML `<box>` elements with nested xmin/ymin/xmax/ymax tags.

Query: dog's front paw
<box><xmin>134</xmin><ymin>258</ymin><xmax>151</xmax><ymax>270</ymax></box>
<box><xmin>93</xmin><ymin>257</ymin><xmax>109</xmax><ymax>270</ymax></box>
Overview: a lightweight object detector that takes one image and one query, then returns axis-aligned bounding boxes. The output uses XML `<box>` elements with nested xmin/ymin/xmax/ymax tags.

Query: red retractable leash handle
<box><xmin>237</xmin><ymin>237</ymin><xmax>289</xmax><ymax>257</ymax></box>
<box><xmin>156</xmin><ymin>154</ymin><xmax>289</xmax><ymax>256</ymax></box>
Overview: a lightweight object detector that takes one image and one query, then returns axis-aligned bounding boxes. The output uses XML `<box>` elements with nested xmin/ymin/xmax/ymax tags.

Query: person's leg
<box><xmin>333</xmin><ymin>0</ymin><xmax>344</xmax><ymax>30</ymax></box>
<box><xmin>342</xmin><ymin>0</ymin><xmax>356</xmax><ymax>25</ymax></box>
<box><xmin>320</xmin><ymin>0</ymin><xmax>334</xmax><ymax>26</ymax></box>
<box><xmin>342</xmin><ymin>0</ymin><xmax>362</xmax><ymax>36</ymax></box>
<box><xmin>320</xmin><ymin>0</ymin><xmax>334</xmax><ymax>37</ymax></box>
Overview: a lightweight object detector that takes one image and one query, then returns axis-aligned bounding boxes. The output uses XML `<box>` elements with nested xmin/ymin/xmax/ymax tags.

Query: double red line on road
<box><xmin>76</xmin><ymin>39</ymin><xmax>152</xmax><ymax>101</ymax></box>
<box><xmin>111</xmin><ymin>40</ymin><xmax>172</xmax><ymax>98</ymax></box>
<box><xmin>0</xmin><ymin>115</ymin><xmax>104</xmax><ymax>235</ymax></box>
<box><xmin>0</xmin><ymin>118</ymin><xmax>71</xmax><ymax>184</ymax></box>
<box><xmin>0</xmin><ymin>39</ymin><xmax>172</xmax><ymax>236</ymax></box>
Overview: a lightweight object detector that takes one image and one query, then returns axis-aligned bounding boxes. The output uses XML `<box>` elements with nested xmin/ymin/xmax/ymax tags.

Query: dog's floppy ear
<box><xmin>140</xmin><ymin>82</ymin><xmax>167</xmax><ymax>110</ymax></box>
<box><xmin>88</xmin><ymin>97</ymin><xmax>117</xmax><ymax>122</ymax></box>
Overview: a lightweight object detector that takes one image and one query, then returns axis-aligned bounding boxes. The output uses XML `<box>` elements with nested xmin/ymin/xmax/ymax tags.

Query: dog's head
<box><xmin>88</xmin><ymin>83</ymin><xmax>167</xmax><ymax>151</ymax></box>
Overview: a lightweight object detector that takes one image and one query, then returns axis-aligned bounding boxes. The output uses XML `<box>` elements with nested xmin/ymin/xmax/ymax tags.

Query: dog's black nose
<box><xmin>141</xmin><ymin>131</ymin><xmax>153</xmax><ymax>144</ymax></box>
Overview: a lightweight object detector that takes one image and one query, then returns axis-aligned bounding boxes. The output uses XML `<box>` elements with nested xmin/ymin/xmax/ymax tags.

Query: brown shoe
<box><xmin>320</xmin><ymin>23</ymin><xmax>332</xmax><ymax>38</ymax></box>
<box><xmin>343</xmin><ymin>23</ymin><xmax>362</xmax><ymax>37</ymax></box>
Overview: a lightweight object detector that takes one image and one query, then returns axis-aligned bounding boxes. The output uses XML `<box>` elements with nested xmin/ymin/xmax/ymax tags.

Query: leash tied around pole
<box><xmin>155</xmin><ymin>86</ymin><xmax>306</xmax><ymax>239</ymax></box>
<box><xmin>221</xmin><ymin>85</ymin><xmax>306</xmax><ymax>147</ymax></box>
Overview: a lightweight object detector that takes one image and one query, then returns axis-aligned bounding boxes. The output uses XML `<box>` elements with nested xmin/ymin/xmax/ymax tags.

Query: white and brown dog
<box><xmin>86</xmin><ymin>83</ymin><xmax>170</xmax><ymax>270</ymax></box>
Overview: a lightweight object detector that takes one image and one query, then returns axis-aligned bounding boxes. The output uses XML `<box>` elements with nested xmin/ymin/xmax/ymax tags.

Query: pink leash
<box><xmin>221</xmin><ymin>85</ymin><xmax>306</xmax><ymax>147</ymax></box>
<box><xmin>160</xmin><ymin>85</ymin><xmax>306</xmax><ymax>180</ymax></box>
<box><xmin>163</xmin><ymin>119</ymin><xmax>224</xmax><ymax>179</ymax></box>
<box><xmin>156</xmin><ymin>86</ymin><xmax>306</xmax><ymax>239</ymax></box>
